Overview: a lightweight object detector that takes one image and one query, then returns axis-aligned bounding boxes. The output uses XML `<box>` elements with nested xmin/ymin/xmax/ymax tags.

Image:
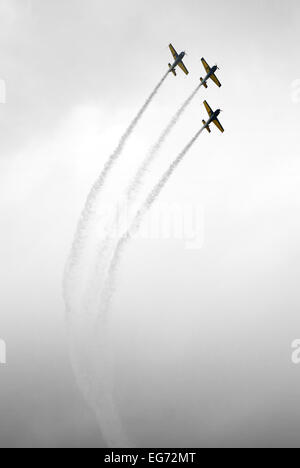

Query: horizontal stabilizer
<box><xmin>202</xmin><ymin>120</ymin><xmax>211</xmax><ymax>133</ymax></box>
<box><xmin>168</xmin><ymin>63</ymin><xmax>176</xmax><ymax>76</ymax></box>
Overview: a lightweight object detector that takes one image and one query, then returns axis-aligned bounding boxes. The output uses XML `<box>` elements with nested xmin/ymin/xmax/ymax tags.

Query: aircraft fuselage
<box><xmin>208</xmin><ymin>109</ymin><xmax>221</xmax><ymax>125</ymax></box>
<box><xmin>203</xmin><ymin>65</ymin><xmax>218</xmax><ymax>82</ymax></box>
<box><xmin>171</xmin><ymin>51</ymin><xmax>185</xmax><ymax>70</ymax></box>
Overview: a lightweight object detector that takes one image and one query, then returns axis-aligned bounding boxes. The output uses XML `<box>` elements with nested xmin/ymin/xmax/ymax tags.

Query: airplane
<box><xmin>200</xmin><ymin>58</ymin><xmax>221</xmax><ymax>88</ymax></box>
<box><xmin>168</xmin><ymin>44</ymin><xmax>189</xmax><ymax>76</ymax></box>
<box><xmin>202</xmin><ymin>101</ymin><xmax>224</xmax><ymax>133</ymax></box>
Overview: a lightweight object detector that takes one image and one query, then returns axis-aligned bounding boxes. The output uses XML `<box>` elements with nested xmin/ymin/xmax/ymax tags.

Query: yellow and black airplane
<box><xmin>200</xmin><ymin>58</ymin><xmax>222</xmax><ymax>88</ymax></box>
<box><xmin>202</xmin><ymin>101</ymin><xmax>224</xmax><ymax>134</ymax></box>
<box><xmin>168</xmin><ymin>44</ymin><xmax>189</xmax><ymax>76</ymax></box>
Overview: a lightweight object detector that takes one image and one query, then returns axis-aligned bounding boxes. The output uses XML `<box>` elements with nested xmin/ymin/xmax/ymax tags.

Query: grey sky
<box><xmin>1</xmin><ymin>0</ymin><xmax>300</xmax><ymax>447</ymax></box>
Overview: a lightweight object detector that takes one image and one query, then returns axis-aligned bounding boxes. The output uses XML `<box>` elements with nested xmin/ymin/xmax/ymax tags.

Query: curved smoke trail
<box><xmin>127</xmin><ymin>83</ymin><xmax>202</xmax><ymax>201</ymax></box>
<box><xmin>67</xmin><ymin>126</ymin><xmax>205</xmax><ymax>447</ymax></box>
<box><xmin>102</xmin><ymin>125</ymin><xmax>205</xmax><ymax>315</ymax></box>
<box><xmin>65</xmin><ymin>70</ymin><xmax>169</xmax><ymax>275</ymax></box>
<box><xmin>90</xmin><ymin>83</ymin><xmax>203</xmax><ymax>281</ymax></box>
<box><xmin>64</xmin><ymin>70</ymin><xmax>170</xmax><ymax>448</ymax></box>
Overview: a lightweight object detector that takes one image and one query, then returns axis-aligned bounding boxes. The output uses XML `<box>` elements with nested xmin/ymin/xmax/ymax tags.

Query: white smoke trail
<box><xmin>66</xmin><ymin>70</ymin><xmax>169</xmax><ymax>275</ymax></box>
<box><xmin>67</xmin><ymin>315</ymin><xmax>131</xmax><ymax>447</ymax></box>
<box><xmin>65</xmin><ymin>245</ymin><xmax>132</xmax><ymax>447</ymax></box>
<box><xmin>68</xmin><ymin>126</ymin><xmax>205</xmax><ymax>447</ymax></box>
<box><xmin>102</xmin><ymin>125</ymin><xmax>206</xmax><ymax>313</ymax></box>
<box><xmin>127</xmin><ymin>83</ymin><xmax>202</xmax><ymax>201</ymax></box>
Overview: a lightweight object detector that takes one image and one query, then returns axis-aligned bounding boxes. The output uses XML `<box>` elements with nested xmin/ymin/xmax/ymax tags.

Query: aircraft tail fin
<box><xmin>168</xmin><ymin>64</ymin><xmax>176</xmax><ymax>76</ymax></box>
<box><xmin>200</xmin><ymin>78</ymin><xmax>208</xmax><ymax>89</ymax></box>
<box><xmin>202</xmin><ymin>120</ymin><xmax>211</xmax><ymax>133</ymax></box>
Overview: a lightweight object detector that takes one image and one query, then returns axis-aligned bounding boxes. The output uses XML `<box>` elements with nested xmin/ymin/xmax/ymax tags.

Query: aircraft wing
<box><xmin>213</xmin><ymin>118</ymin><xmax>224</xmax><ymax>133</ymax></box>
<box><xmin>201</xmin><ymin>58</ymin><xmax>211</xmax><ymax>74</ymax></box>
<box><xmin>169</xmin><ymin>43</ymin><xmax>178</xmax><ymax>60</ymax></box>
<box><xmin>178</xmin><ymin>60</ymin><xmax>189</xmax><ymax>75</ymax></box>
<box><xmin>204</xmin><ymin>100</ymin><xmax>213</xmax><ymax>117</ymax></box>
<box><xmin>210</xmin><ymin>73</ymin><xmax>222</xmax><ymax>88</ymax></box>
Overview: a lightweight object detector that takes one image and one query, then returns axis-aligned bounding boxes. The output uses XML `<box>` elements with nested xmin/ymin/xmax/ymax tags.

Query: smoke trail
<box><xmin>87</xmin><ymin>83</ymin><xmax>203</xmax><ymax>284</ymax></box>
<box><xmin>66</xmin><ymin>126</ymin><xmax>205</xmax><ymax>447</ymax></box>
<box><xmin>127</xmin><ymin>83</ymin><xmax>202</xmax><ymax>201</ymax></box>
<box><xmin>70</xmin><ymin>126</ymin><xmax>206</xmax><ymax>446</ymax></box>
<box><xmin>68</xmin><ymin>317</ymin><xmax>132</xmax><ymax>447</ymax></box>
<box><xmin>102</xmin><ymin>125</ymin><xmax>205</xmax><ymax>312</ymax></box>
<box><xmin>64</xmin><ymin>71</ymin><xmax>170</xmax><ymax>448</ymax></box>
<box><xmin>66</xmin><ymin>70</ymin><xmax>169</xmax><ymax>273</ymax></box>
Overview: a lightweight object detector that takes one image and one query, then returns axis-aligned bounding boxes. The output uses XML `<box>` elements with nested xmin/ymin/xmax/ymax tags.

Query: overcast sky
<box><xmin>1</xmin><ymin>0</ymin><xmax>300</xmax><ymax>448</ymax></box>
